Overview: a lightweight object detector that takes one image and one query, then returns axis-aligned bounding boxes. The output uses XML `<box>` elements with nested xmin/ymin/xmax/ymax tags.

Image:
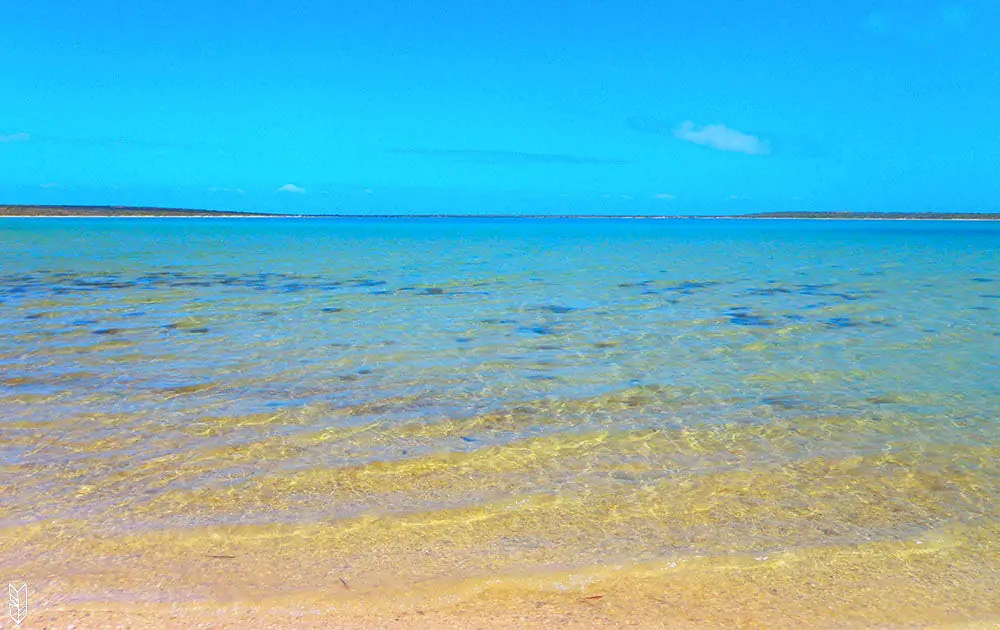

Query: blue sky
<box><xmin>1</xmin><ymin>0</ymin><xmax>998</xmax><ymax>215</ymax></box>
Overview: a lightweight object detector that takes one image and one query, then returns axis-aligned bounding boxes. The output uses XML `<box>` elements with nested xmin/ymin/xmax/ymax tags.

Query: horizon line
<box><xmin>2</xmin><ymin>204</ymin><xmax>1000</xmax><ymax>220</ymax></box>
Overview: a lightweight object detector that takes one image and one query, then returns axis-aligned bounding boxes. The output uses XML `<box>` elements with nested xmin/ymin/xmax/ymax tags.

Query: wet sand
<box><xmin>8</xmin><ymin>512</ymin><xmax>1000</xmax><ymax>628</ymax></box>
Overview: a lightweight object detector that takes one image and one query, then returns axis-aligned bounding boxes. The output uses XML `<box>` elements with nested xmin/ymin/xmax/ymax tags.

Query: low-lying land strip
<box><xmin>2</xmin><ymin>205</ymin><xmax>999</xmax><ymax>219</ymax></box>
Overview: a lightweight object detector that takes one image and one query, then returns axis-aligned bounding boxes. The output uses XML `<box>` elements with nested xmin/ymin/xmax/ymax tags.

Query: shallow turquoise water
<box><xmin>2</xmin><ymin>218</ymin><xmax>1000</xmax><ymax>614</ymax></box>
<box><xmin>3</xmin><ymin>218</ymin><xmax>997</xmax><ymax>421</ymax></box>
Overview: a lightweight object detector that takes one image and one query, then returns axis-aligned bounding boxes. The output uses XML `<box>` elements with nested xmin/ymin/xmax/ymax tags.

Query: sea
<box><xmin>1</xmin><ymin>217</ymin><xmax>999</xmax><ymax>625</ymax></box>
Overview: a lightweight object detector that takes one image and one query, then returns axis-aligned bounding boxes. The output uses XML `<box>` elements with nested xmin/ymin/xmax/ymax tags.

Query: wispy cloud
<box><xmin>39</xmin><ymin>182</ymin><xmax>61</xmax><ymax>189</ymax></box>
<box><xmin>277</xmin><ymin>183</ymin><xmax>306</xmax><ymax>194</ymax></box>
<box><xmin>654</xmin><ymin>193</ymin><xmax>676</xmax><ymax>201</ymax></box>
<box><xmin>390</xmin><ymin>148</ymin><xmax>629</xmax><ymax>166</ymax></box>
<box><xmin>208</xmin><ymin>187</ymin><xmax>246</xmax><ymax>195</ymax></box>
<box><xmin>0</xmin><ymin>132</ymin><xmax>30</xmax><ymax>143</ymax></box>
<box><xmin>674</xmin><ymin>122</ymin><xmax>771</xmax><ymax>156</ymax></box>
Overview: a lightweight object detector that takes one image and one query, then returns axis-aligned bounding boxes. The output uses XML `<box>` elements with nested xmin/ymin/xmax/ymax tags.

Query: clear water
<box><xmin>2</xmin><ymin>218</ymin><xmax>999</xmax><ymax>624</ymax></box>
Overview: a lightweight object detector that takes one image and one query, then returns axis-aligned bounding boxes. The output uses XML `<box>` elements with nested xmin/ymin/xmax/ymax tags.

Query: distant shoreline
<box><xmin>2</xmin><ymin>205</ymin><xmax>999</xmax><ymax>220</ymax></box>
<box><xmin>0</xmin><ymin>205</ymin><xmax>271</xmax><ymax>218</ymax></box>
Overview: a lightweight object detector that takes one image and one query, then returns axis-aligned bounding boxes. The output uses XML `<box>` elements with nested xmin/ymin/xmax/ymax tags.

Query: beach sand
<box><xmin>9</xmin><ymin>517</ymin><xmax>1000</xmax><ymax>628</ymax></box>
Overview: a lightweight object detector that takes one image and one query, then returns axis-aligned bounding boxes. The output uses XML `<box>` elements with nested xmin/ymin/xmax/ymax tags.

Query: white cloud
<box><xmin>654</xmin><ymin>193</ymin><xmax>676</xmax><ymax>201</ymax></box>
<box><xmin>208</xmin><ymin>187</ymin><xmax>247</xmax><ymax>195</ymax></box>
<box><xmin>674</xmin><ymin>121</ymin><xmax>770</xmax><ymax>156</ymax></box>
<box><xmin>277</xmin><ymin>183</ymin><xmax>306</xmax><ymax>194</ymax></box>
<box><xmin>39</xmin><ymin>182</ymin><xmax>60</xmax><ymax>189</ymax></box>
<box><xmin>0</xmin><ymin>132</ymin><xmax>30</xmax><ymax>143</ymax></box>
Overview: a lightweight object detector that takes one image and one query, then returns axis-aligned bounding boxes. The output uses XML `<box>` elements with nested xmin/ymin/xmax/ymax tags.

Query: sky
<box><xmin>1</xmin><ymin>0</ymin><xmax>998</xmax><ymax>215</ymax></box>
